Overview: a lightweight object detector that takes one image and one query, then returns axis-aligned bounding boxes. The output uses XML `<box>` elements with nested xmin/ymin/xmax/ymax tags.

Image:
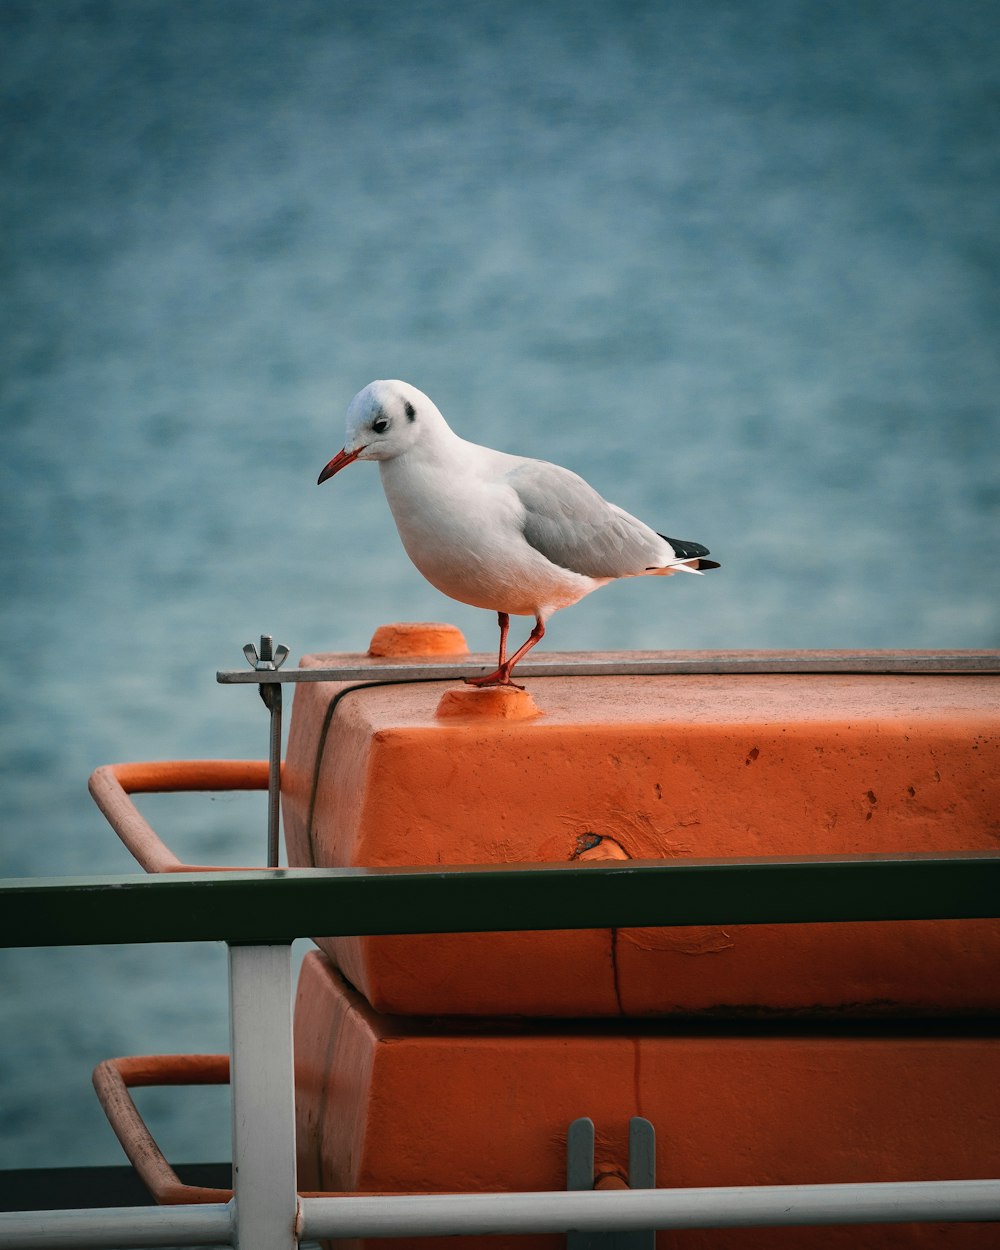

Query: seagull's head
<box><xmin>317</xmin><ymin>380</ymin><xmax>435</xmax><ymax>483</ymax></box>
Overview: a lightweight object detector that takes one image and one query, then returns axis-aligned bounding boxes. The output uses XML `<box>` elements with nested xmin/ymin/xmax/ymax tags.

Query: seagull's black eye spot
<box><xmin>404</xmin><ymin>400</ymin><xmax>416</xmax><ymax>421</ymax></box>
<box><xmin>372</xmin><ymin>418</ymin><xmax>389</xmax><ymax>434</ymax></box>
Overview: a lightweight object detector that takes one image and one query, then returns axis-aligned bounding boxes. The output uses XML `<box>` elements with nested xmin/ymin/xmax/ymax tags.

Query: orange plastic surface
<box><xmin>367</xmin><ymin>621</ymin><xmax>469</xmax><ymax>657</ymax></box>
<box><xmin>281</xmin><ymin>640</ymin><xmax>1000</xmax><ymax>1017</ymax></box>
<box><xmin>294</xmin><ymin>951</ymin><xmax>1000</xmax><ymax>1249</ymax></box>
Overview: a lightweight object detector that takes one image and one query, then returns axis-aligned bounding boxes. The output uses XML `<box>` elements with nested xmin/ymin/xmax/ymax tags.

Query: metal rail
<box><xmin>3</xmin><ymin>860</ymin><xmax>1000</xmax><ymax>1248</ymax></box>
<box><xmin>217</xmin><ymin>650</ymin><xmax>1000</xmax><ymax>684</ymax></box>
<box><xmin>297</xmin><ymin>1180</ymin><xmax>1000</xmax><ymax>1238</ymax></box>
<box><xmin>4</xmin><ymin>853</ymin><xmax>1000</xmax><ymax>948</ymax></box>
<box><xmin>0</xmin><ymin>1202</ymin><xmax>232</xmax><ymax>1248</ymax></box>
<box><xmin>4</xmin><ymin>1180</ymin><xmax>1000</xmax><ymax>1249</ymax></box>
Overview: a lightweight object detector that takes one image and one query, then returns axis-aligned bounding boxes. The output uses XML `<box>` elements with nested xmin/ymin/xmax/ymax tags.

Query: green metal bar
<box><xmin>1</xmin><ymin>854</ymin><xmax>998</xmax><ymax>950</ymax></box>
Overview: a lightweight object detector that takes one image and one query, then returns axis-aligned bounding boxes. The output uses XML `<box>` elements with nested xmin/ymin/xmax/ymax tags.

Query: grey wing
<box><xmin>506</xmin><ymin>459</ymin><xmax>667</xmax><ymax>578</ymax></box>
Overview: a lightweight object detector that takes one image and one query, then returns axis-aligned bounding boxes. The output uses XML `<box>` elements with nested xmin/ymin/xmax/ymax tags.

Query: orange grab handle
<box><xmin>93</xmin><ymin>1052</ymin><xmax>390</xmax><ymax>1204</ymax></box>
<box><xmin>93</xmin><ymin>1055</ymin><xmax>233</xmax><ymax>1205</ymax></box>
<box><xmin>88</xmin><ymin>760</ymin><xmax>271</xmax><ymax>873</ymax></box>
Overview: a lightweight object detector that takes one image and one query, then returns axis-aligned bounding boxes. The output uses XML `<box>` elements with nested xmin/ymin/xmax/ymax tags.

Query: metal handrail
<box><xmin>2</xmin><ymin>860</ymin><xmax>1000</xmax><ymax>1249</ymax></box>
<box><xmin>4</xmin><ymin>852</ymin><xmax>1000</xmax><ymax>948</ymax></box>
<box><xmin>216</xmin><ymin>648</ymin><xmax>1000</xmax><ymax>685</ymax></box>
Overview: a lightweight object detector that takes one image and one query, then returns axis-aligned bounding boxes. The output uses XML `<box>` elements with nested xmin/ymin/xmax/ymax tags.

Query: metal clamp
<box><xmin>567</xmin><ymin>1117</ymin><xmax>655</xmax><ymax>1249</ymax></box>
<box><xmin>242</xmin><ymin>635</ymin><xmax>289</xmax><ymax>868</ymax></box>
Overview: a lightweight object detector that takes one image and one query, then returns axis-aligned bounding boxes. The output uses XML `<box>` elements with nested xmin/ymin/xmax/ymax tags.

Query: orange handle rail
<box><xmin>88</xmin><ymin>760</ymin><xmax>271</xmax><ymax>873</ymax></box>
<box><xmin>93</xmin><ymin>1055</ymin><xmax>233</xmax><ymax>1204</ymax></box>
<box><xmin>93</xmin><ymin>1052</ymin><xmax>404</xmax><ymax>1206</ymax></box>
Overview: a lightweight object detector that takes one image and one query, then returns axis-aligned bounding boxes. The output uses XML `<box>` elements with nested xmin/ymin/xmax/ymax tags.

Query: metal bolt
<box><xmin>242</xmin><ymin>635</ymin><xmax>289</xmax><ymax>868</ymax></box>
<box><xmin>243</xmin><ymin>635</ymin><xmax>290</xmax><ymax>672</ymax></box>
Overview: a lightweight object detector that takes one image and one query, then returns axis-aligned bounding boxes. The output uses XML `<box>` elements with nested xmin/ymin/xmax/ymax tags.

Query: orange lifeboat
<box><xmin>87</xmin><ymin>624</ymin><xmax>1000</xmax><ymax>1248</ymax></box>
<box><xmin>282</xmin><ymin>625</ymin><xmax>1000</xmax><ymax>1249</ymax></box>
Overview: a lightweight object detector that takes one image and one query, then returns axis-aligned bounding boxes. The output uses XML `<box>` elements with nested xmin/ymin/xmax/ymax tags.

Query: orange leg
<box><xmin>497</xmin><ymin>611</ymin><xmax>510</xmax><ymax>668</ymax></box>
<box><xmin>466</xmin><ymin>616</ymin><xmax>545</xmax><ymax>689</ymax></box>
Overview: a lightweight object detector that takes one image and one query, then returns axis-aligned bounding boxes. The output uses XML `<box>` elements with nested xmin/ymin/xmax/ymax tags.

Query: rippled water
<box><xmin>1</xmin><ymin>0</ymin><xmax>998</xmax><ymax>1169</ymax></box>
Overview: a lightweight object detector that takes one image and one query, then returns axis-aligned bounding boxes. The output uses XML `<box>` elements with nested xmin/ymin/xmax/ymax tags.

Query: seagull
<box><xmin>318</xmin><ymin>380</ymin><xmax>720</xmax><ymax>688</ymax></box>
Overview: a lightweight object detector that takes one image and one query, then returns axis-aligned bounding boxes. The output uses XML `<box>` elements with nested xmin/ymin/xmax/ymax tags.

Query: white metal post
<box><xmin>228</xmin><ymin>943</ymin><xmax>298</xmax><ymax>1250</ymax></box>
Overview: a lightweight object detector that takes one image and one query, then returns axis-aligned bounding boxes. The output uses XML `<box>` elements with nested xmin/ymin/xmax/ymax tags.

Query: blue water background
<box><xmin>1</xmin><ymin>0</ymin><xmax>998</xmax><ymax>1169</ymax></box>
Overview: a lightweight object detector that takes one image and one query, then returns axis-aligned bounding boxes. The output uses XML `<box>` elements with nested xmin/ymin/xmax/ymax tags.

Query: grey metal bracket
<box><xmin>566</xmin><ymin>1117</ymin><xmax>656</xmax><ymax>1249</ymax></box>
<box><xmin>218</xmin><ymin>651</ymin><xmax>1000</xmax><ymax>686</ymax></box>
<box><xmin>242</xmin><ymin>635</ymin><xmax>289</xmax><ymax>868</ymax></box>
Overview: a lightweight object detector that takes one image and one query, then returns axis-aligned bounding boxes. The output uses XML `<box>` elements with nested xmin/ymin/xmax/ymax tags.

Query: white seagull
<box><xmin>318</xmin><ymin>380</ymin><xmax>720</xmax><ymax>688</ymax></box>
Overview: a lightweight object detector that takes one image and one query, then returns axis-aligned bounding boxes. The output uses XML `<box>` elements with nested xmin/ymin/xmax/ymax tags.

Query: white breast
<box><xmin>378</xmin><ymin>444</ymin><xmax>604</xmax><ymax>617</ymax></box>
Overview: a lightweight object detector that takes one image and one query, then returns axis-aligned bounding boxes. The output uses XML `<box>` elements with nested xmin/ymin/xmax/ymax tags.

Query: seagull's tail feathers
<box><xmin>648</xmin><ymin>559</ymin><xmax>706</xmax><ymax>576</ymax></box>
<box><xmin>651</xmin><ymin>535</ymin><xmax>721</xmax><ymax>575</ymax></box>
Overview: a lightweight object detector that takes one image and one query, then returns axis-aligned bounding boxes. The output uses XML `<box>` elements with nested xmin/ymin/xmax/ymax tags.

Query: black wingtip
<box><xmin>696</xmin><ymin>558</ymin><xmax>721</xmax><ymax>570</ymax></box>
<box><xmin>659</xmin><ymin>534</ymin><xmax>712</xmax><ymax>560</ymax></box>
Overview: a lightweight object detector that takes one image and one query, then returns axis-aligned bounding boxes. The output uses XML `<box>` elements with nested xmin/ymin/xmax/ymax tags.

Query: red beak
<box><xmin>317</xmin><ymin>446</ymin><xmax>363</xmax><ymax>484</ymax></box>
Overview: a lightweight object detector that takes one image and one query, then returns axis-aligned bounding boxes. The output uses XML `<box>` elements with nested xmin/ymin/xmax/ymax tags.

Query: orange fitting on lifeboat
<box><xmin>367</xmin><ymin>621</ymin><xmax>469</xmax><ymax>657</ymax></box>
<box><xmin>88</xmin><ymin>760</ymin><xmax>270</xmax><ymax>873</ymax></box>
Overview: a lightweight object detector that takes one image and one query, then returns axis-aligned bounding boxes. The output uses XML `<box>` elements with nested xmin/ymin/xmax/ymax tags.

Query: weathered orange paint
<box><xmin>294</xmin><ymin>951</ymin><xmax>1000</xmax><ymax>1249</ymax></box>
<box><xmin>281</xmin><ymin>640</ymin><xmax>1000</xmax><ymax>1017</ymax></box>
